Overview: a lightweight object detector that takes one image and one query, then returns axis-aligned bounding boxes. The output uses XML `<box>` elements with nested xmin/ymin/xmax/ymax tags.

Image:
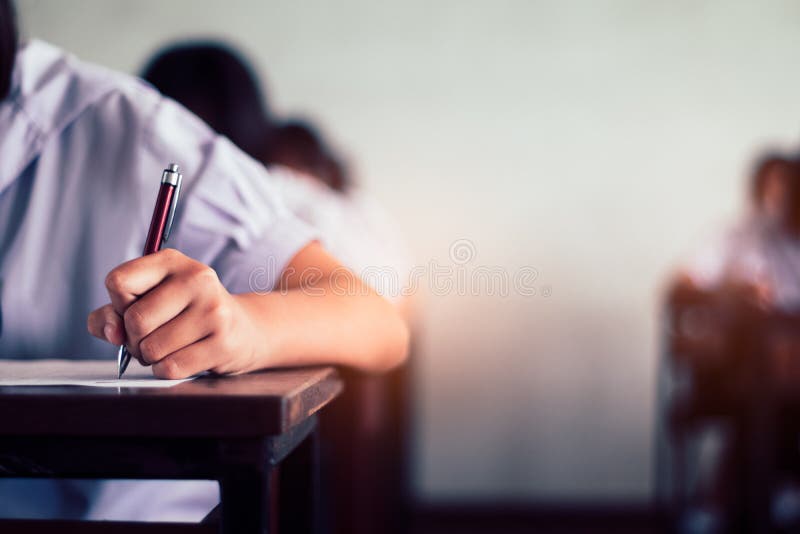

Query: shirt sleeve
<box><xmin>267</xmin><ymin>166</ymin><xmax>413</xmax><ymax>301</ymax></box>
<box><xmin>142</xmin><ymin>96</ymin><xmax>318</xmax><ymax>294</ymax></box>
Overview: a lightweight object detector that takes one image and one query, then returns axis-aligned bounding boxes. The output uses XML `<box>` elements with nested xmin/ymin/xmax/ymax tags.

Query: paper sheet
<box><xmin>0</xmin><ymin>359</ymin><xmax>194</xmax><ymax>388</ymax></box>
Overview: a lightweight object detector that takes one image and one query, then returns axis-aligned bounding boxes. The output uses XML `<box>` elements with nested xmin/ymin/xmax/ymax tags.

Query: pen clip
<box><xmin>163</xmin><ymin>178</ymin><xmax>181</xmax><ymax>244</ymax></box>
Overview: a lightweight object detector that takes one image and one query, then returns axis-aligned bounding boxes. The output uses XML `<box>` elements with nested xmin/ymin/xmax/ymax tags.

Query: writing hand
<box><xmin>87</xmin><ymin>249</ymin><xmax>258</xmax><ymax>379</ymax></box>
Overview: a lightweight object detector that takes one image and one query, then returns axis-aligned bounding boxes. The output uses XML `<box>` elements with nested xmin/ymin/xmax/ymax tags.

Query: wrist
<box><xmin>231</xmin><ymin>292</ymin><xmax>284</xmax><ymax>372</ymax></box>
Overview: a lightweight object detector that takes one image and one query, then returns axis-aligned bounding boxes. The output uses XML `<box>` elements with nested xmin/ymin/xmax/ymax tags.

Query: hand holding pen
<box><xmin>117</xmin><ymin>164</ymin><xmax>183</xmax><ymax>377</ymax></box>
<box><xmin>87</xmin><ymin>164</ymin><xmax>261</xmax><ymax>380</ymax></box>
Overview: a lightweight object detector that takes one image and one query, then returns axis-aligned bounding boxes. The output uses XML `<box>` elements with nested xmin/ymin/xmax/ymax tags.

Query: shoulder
<box><xmin>1</xmin><ymin>39</ymin><xmax>222</xmax><ymax>187</ymax></box>
<box><xmin>6</xmin><ymin>40</ymin><xmax>164</xmax><ymax>140</ymax></box>
<box><xmin>0</xmin><ymin>40</ymin><xmax>189</xmax><ymax>183</ymax></box>
<box><xmin>4</xmin><ymin>40</ymin><xmax>222</xmax><ymax>163</ymax></box>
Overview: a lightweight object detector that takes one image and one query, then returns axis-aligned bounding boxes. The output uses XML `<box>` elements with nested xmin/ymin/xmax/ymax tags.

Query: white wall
<box><xmin>18</xmin><ymin>0</ymin><xmax>800</xmax><ymax>502</ymax></box>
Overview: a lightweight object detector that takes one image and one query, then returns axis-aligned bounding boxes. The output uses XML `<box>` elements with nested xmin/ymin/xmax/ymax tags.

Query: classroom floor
<box><xmin>409</xmin><ymin>504</ymin><xmax>664</xmax><ymax>534</ymax></box>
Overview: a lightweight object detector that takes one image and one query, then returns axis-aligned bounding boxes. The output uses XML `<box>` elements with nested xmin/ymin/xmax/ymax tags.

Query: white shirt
<box><xmin>685</xmin><ymin>214</ymin><xmax>800</xmax><ymax>311</ymax></box>
<box><xmin>268</xmin><ymin>166</ymin><xmax>412</xmax><ymax>300</ymax></box>
<box><xmin>0</xmin><ymin>41</ymin><xmax>320</xmax><ymax>521</ymax></box>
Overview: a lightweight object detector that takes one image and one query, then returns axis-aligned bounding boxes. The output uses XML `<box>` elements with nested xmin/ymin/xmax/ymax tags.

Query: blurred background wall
<box><xmin>17</xmin><ymin>0</ymin><xmax>800</xmax><ymax>504</ymax></box>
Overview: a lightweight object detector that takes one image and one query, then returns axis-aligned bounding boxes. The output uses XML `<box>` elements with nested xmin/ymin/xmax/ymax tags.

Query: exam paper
<box><xmin>0</xmin><ymin>359</ymin><xmax>194</xmax><ymax>388</ymax></box>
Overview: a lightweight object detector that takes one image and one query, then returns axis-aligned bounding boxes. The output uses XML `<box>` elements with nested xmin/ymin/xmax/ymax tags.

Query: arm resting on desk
<box><xmin>88</xmin><ymin>243</ymin><xmax>409</xmax><ymax>378</ymax></box>
<box><xmin>238</xmin><ymin>242</ymin><xmax>410</xmax><ymax>374</ymax></box>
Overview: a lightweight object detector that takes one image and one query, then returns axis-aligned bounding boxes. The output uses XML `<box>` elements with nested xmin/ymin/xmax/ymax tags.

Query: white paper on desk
<box><xmin>0</xmin><ymin>359</ymin><xmax>195</xmax><ymax>388</ymax></box>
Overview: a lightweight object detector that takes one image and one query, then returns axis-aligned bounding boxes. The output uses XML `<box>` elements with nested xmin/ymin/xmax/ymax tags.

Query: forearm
<box><xmin>234</xmin><ymin>272</ymin><xmax>410</xmax><ymax>373</ymax></box>
<box><xmin>89</xmin><ymin>244</ymin><xmax>409</xmax><ymax>379</ymax></box>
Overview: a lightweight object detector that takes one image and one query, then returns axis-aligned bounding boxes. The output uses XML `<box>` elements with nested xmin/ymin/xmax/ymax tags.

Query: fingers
<box><xmin>104</xmin><ymin>249</ymin><xmax>184</xmax><ymax>315</ymax></box>
<box><xmin>91</xmin><ymin>248</ymin><xmax>244</xmax><ymax>380</ymax></box>
<box><xmin>122</xmin><ymin>275</ymin><xmax>197</xmax><ymax>357</ymax></box>
<box><xmin>87</xmin><ymin>304</ymin><xmax>125</xmax><ymax>345</ymax></box>
<box><xmin>152</xmin><ymin>336</ymin><xmax>222</xmax><ymax>379</ymax></box>
<box><xmin>137</xmin><ymin>305</ymin><xmax>215</xmax><ymax>365</ymax></box>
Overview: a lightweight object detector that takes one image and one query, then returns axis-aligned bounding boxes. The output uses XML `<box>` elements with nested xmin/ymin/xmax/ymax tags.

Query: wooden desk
<box><xmin>0</xmin><ymin>365</ymin><xmax>343</xmax><ymax>534</ymax></box>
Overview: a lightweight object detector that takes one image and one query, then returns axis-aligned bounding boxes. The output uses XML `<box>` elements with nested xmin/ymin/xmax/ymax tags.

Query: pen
<box><xmin>117</xmin><ymin>163</ymin><xmax>183</xmax><ymax>378</ymax></box>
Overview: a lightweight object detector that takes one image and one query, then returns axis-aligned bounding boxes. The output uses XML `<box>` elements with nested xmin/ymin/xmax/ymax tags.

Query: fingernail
<box><xmin>104</xmin><ymin>323</ymin><xmax>115</xmax><ymax>342</ymax></box>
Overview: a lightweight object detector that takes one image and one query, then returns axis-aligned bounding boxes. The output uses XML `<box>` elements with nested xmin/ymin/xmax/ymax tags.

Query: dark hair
<box><xmin>142</xmin><ymin>41</ymin><xmax>352</xmax><ymax>192</ymax></box>
<box><xmin>0</xmin><ymin>0</ymin><xmax>17</xmax><ymax>101</ymax></box>
<box><xmin>750</xmin><ymin>153</ymin><xmax>792</xmax><ymax>205</ymax></box>
<box><xmin>267</xmin><ymin>119</ymin><xmax>351</xmax><ymax>192</ymax></box>
<box><xmin>141</xmin><ymin>41</ymin><xmax>272</xmax><ymax>160</ymax></box>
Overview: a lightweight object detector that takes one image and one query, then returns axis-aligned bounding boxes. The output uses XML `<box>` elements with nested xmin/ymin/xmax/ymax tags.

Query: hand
<box><xmin>87</xmin><ymin>249</ymin><xmax>258</xmax><ymax>379</ymax></box>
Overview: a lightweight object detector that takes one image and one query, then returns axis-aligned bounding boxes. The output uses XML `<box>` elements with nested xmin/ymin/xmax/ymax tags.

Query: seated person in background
<box><xmin>142</xmin><ymin>40</ymin><xmax>412</xmax><ymax>308</ymax></box>
<box><xmin>673</xmin><ymin>154</ymin><xmax>796</xmax><ymax>308</ymax></box>
<box><xmin>665</xmin><ymin>153</ymin><xmax>800</xmax><ymax>529</ymax></box>
<box><xmin>0</xmin><ymin>1</ymin><xmax>408</xmax><ymax>522</ymax></box>
<box><xmin>667</xmin><ymin>154</ymin><xmax>794</xmax><ymax>369</ymax></box>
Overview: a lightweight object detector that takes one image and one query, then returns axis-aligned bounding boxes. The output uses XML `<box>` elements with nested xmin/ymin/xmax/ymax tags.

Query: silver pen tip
<box><xmin>117</xmin><ymin>345</ymin><xmax>131</xmax><ymax>379</ymax></box>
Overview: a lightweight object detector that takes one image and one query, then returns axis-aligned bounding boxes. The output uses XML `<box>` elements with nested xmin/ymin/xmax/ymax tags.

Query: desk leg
<box><xmin>219</xmin><ymin>467</ymin><xmax>274</xmax><ymax>534</ymax></box>
<box><xmin>216</xmin><ymin>418</ymin><xmax>319</xmax><ymax>534</ymax></box>
<box><xmin>279</xmin><ymin>425</ymin><xmax>321</xmax><ymax>534</ymax></box>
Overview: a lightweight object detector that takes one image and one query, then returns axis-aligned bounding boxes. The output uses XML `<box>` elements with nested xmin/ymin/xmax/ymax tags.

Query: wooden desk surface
<box><xmin>0</xmin><ymin>366</ymin><xmax>342</xmax><ymax>438</ymax></box>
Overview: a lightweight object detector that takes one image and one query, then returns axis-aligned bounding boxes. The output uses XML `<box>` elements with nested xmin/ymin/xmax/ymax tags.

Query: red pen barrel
<box><xmin>117</xmin><ymin>164</ymin><xmax>181</xmax><ymax>379</ymax></box>
<box><xmin>142</xmin><ymin>183</ymin><xmax>176</xmax><ymax>255</ymax></box>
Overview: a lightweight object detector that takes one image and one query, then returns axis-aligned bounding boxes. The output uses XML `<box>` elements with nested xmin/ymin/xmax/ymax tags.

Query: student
<box><xmin>676</xmin><ymin>154</ymin><xmax>798</xmax><ymax>302</ymax></box>
<box><xmin>0</xmin><ymin>0</ymin><xmax>407</xmax><ymax>521</ymax></box>
<box><xmin>665</xmin><ymin>153</ymin><xmax>800</xmax><ymax>531</ymax></box>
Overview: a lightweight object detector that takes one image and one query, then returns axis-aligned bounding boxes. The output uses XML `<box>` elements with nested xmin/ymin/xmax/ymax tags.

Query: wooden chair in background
<box><xmin>656</xmin><ymin>281</ymin><xmax>800</xmax><ymax>532</ymax></box>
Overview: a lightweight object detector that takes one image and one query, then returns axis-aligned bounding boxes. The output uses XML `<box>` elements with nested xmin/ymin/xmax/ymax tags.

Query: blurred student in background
<box><xmin>665</xmin><ymin>154</ymin><xmax>800</xmax><ymax>531</ymax></box>
<box><xmin>676</xmin><ymin>155</ymin><xmax>798</xmax><ymax>304</ymax></box>
<box><xmin>141</xmin><ymin>41</ymin><xmax>411</xmax><ymax>309</ymax></box>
